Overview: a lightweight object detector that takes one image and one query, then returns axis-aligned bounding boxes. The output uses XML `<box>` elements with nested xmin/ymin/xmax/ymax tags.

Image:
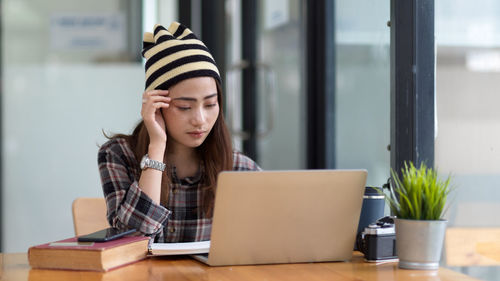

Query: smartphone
<box><xmin>77</xmin><ymin>227</ymin><xmax>137</xmax><ymax>242</ymax></box>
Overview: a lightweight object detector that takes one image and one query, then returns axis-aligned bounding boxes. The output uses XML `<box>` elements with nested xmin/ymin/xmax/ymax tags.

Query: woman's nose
<box><xmin>191</xmin><ymin>108</ymin><xmax>206</xmax><ymax>125</ymax></box>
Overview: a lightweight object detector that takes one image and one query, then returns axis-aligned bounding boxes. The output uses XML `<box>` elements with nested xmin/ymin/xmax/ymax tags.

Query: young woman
<box><xmin>98</xmin><ymin>22</ymin><xmax>260</xmax><ymax>243</ymax></box>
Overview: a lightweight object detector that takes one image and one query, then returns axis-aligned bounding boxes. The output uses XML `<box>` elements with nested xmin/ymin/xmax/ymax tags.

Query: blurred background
<box><xmin>0</xmin><ymin>0</ymin><xmax>390</xmax><ymax>252</ymax></box>
<box><xmin>1</xmin><ymin>2</ymin><xmax>499</xmax><ymax>279</ymax></box>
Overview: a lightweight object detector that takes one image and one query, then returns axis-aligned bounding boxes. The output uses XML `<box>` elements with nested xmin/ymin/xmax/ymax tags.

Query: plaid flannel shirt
<box><xmin>98</xmin><ymin>138</ymin><xmax>261</xmax><ymax>242</ymax></box>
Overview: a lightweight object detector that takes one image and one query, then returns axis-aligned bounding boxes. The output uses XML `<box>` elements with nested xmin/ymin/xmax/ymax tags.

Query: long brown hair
<box><xmin>107</xmin><ymin>80</ymin><xmax>233</xmax><ymax>217</ymax></box>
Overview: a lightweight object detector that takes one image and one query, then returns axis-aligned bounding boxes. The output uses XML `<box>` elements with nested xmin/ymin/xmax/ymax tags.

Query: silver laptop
<box><xmin>192</xmin><ymin>169</ymin><xmax>367</xmax><ymax>266</ymax></box>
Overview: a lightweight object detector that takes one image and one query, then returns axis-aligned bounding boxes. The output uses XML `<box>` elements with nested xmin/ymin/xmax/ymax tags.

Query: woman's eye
<box><xmin>206</xmin><ymin>103</ymin><xmax>217</xmax><ymax>108</ymax></box>
<box><xmin>177</xmin><ymin>106</ymin><xmax>190</xmax><ymax>111</ymax></box>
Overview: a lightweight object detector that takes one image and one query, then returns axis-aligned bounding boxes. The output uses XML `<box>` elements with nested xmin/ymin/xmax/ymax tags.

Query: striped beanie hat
<box><xmin>141</xmin><ymin>22</ymin><xmax>221</xmax><ymax>91</ymax></box>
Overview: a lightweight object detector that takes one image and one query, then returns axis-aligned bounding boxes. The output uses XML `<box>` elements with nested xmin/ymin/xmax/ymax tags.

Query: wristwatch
<box><xmin>140</xmin><ymin>154</ymin><xmax>166</xmax><ymax>172</ymax></box>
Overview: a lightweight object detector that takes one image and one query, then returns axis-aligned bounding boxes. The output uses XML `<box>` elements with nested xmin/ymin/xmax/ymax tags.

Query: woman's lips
<box><xmin>187</xmin><ymin>131</ymin><xmax>205</xmax><ymax>138</ymax></box>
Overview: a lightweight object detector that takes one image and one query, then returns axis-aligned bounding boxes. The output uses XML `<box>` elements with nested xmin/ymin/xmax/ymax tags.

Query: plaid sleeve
<box><xmin>232</xmin><ymin>151</ymin><xmax>262</xmax><ymax>171</ymax></box>
<box><xmin>98</xmin><ymin>139</ymin><xmax>171</xmax><ymax>235</ymax></box>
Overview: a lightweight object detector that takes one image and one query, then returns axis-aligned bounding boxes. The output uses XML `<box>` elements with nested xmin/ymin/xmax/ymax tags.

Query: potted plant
<box><xmin>386</xmin><ymin>162</ymin><xmax>452</xmax><ymax>270</ymax></box>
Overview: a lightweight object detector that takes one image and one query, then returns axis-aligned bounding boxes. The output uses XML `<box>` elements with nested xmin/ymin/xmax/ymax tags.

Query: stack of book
<box><xmin>28</xmin><ymin>236</ymin><xmax>150</xmax><ymax>272</ymax></box>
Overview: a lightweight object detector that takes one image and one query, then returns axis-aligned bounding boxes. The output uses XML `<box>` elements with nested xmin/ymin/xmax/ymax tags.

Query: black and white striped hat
<box><xmin>141</xmin><ymin>22</ymin><xmax>221</xmax><ymax>91</ymax></box>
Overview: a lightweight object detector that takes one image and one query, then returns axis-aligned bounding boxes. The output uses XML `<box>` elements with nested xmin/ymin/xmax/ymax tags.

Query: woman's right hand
<box><xmin>141</xmin><ymin>90</ymin><xmax>171</xmax><ymax>146</ymax></box>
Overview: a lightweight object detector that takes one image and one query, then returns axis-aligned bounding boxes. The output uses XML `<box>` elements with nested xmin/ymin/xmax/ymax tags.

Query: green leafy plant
<box><xmin>386</xmin><ymin>162</ymin><xmax>452</xmax><ymax>220</ymax></box>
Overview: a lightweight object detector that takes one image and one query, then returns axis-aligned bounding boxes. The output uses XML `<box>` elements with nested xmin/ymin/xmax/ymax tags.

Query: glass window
<box><xmin>335</xmin><ymin>0</ymin><xmax>390</xmax><ymax>187</ymax></box>
<box><xmin>436</xmin><ymin>0</ymin><xmax>500</xmax><ymax>279</ymax></box>
<box><xmin>436</xmin><ymin>0</ymin><xmax>500</xmax><ymax>229</ymax></box>
<box><xmin>225</xmin><ymin>0</ymin><xmax>307</xmax><ymax>169</ymax></box>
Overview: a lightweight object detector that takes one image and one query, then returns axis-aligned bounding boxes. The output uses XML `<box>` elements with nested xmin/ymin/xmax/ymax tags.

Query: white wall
<box><xmin>2</xmin><ymin>64</ymin><xmax>143</xmax><ymax>252</ymax></box>
<box><xmin>1</xmin><ymin>0</ymin><xmax>139</xmax><ymax>255</ymax></box>
<box><xmin>1</xmin><ymin>0</ymin><xmax>178</xmax><ymax>254</ymax></box>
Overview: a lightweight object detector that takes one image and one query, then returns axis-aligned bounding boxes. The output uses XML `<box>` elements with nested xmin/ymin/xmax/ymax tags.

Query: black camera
<box><xmin>356</xmin><ymin>216</ymin><xmax>397</xmax><ymax>262</ymax></box>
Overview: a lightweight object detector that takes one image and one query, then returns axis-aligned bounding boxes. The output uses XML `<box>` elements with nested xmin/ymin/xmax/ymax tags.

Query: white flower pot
<box><xmin>395</xmin><ymin>218</ymin><xmax>447</xmax><ymax>270</ymax></box>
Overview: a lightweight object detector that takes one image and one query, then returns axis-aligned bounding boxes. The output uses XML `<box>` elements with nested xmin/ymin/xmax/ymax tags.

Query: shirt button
<box><xmin>173</xmin><ymin>189</ymin><xmax>178</xmax><ymax>194</ymax></box>
<box><xmin>169</xmin><ymin>228</ymin><xmax>175</xmax><ymax>233</ymax></box>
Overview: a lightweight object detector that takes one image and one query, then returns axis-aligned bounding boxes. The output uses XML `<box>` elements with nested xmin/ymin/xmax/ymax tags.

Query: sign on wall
<box><xmin>50</xmin><ymin>12</ymin><xmax>126</xmax><ymax>51</ymax></box>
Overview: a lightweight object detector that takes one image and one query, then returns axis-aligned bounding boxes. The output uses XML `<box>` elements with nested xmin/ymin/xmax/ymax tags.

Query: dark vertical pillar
<box><xmin>241</xmin><ymin>0</ymin><xmax>258</xmax><ymax>160</ymax></box>
<box><xmin>178</xmin><ymin>0</ymin><xmax>192</xmax><ymax>28</ymax></box>
<box><xmin>390</xmin><ymin>0</ymin><xmax>435</xmax><ymax>173</ymax></box>
<box><xmin>306</xmin><ymin>0</ymin><xmax>336</xmax><ymax>169</ymax></box>
<box><xmin>201</xmin><ymin>0</ymin><xmax>226</xmax><ymax>94</ymax></box>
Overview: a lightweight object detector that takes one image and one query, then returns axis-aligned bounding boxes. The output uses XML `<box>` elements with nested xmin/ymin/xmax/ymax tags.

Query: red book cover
<box><xmin>28</xmin><ymin>235</ymin><xmax>150</xmax><ymax>271</ymax></box>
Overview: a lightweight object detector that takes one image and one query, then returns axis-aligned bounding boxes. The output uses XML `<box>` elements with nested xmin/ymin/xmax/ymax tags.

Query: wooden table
<box><xmin>1</xmin><ymin>252</ymin><xmax>482</xmax><ymax>281</ymax></box>
<box><xmin>446</xmin><ymin>228</ymin><xmax>500</xmax><ymax>266</ymax></box>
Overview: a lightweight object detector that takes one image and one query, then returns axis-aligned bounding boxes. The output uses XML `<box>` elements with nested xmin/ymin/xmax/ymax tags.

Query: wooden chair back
<box><xmin>72</xmin><ymin>197</ymin><xmax>110</xmax><ymax>236</ymax></box>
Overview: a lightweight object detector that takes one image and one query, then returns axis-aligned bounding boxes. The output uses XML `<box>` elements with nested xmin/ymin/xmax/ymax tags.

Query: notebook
<box><xmin>191</xmin><ymin>169</ymin><xmax>367</xmax><ymax>266</ymax></box>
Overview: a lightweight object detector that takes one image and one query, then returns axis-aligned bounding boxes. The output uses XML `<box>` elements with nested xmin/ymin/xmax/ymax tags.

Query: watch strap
<box><xmin>141</xmin><ymin>154</ymin><xmax>166</xmax><ymax>172</ymax></box>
